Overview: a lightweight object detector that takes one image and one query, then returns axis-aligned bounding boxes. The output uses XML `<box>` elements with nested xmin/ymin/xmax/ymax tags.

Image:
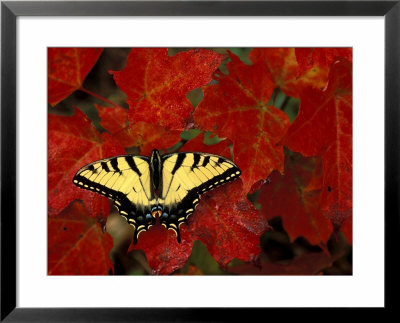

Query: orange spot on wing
<box><xmin>152</xmin><ymin>210</ymin><xmax>162</xmax><ymax>218</ymax></box>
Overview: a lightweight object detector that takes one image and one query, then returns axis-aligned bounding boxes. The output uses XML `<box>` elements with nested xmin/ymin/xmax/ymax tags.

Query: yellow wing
<box><xmin>73</xmin><ymin>155</ymin><xmax>156</xmax><ymax>243</ymax></box>
<box><xmin>160</xmin><ymin>152</ymin><xmax>241</xmax><ymax>241</ymax></box>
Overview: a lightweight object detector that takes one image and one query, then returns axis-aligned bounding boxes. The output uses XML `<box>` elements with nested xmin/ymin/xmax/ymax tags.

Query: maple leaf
<box><xmin>128</xmin><ymin>136</ymin><xmax>270</xmax><ymax>274</ymax></box>
<box><xmin>48</xmin><ymin>201</ymin><xmax>113</xmax><ymax>275</ymax></box>
<box><xmin>193</xmin><ymin>51</ymin><xmax>290</xmax><ymax>192</ymax></box>
<box><xmin>228</xmin><ymin>251</ymin><xmax>341</xmax><ymax>275</ymax></box>
<box><xmin>183</xmin><ymin>135</ymin><xmax>270</xmax><ymax>268</ymax></box>
<box><xmin>295</xmin><ymin>48</ymin><xmax>352</xmax><ymax>75</ymax></box>
<box><xmin>189</xmin><ymin>179</ymin><xmax>269</xmax><ymax>267</ymax></box>
<box><xmin>248</xmin><ymin>48</ymin><xmax>336</xmax><ymax>98</ymax></box>
<box><xmin>48</xmin><ymin>48</ymin><xmax>103</xmax><ymax>106</ymax></box>
<box><xmin>96</xmin><ymin>104</ymin><xmax>181</xmax><ymax>154</ymax></box>
<box><xmin>283</xmin><ymin>58</ymin><xmax>352</xmax><ymax>240</ymax></box>
<box><xmin>110</xmin><ymin>48</ymin><xmax>225</xmax><ymax>130</ymax></box>
<box><xmin>128</xmin><ymin>224</ymin><xmax>194</xmax><ymax>275</ymax></box>
<box><xmin>48</xmin><ymin>108</ymin><xmax>125</xmax><ymax>219</ymax></box>
<box><xmin>248</xmin><ymin>48</ymin><xmax>300</xmax><ymax>97</ymax></box>
<box><xmin>258</xmin><ymin>150</ymin><xmax>333</xmax><ymax>245</ymax></box>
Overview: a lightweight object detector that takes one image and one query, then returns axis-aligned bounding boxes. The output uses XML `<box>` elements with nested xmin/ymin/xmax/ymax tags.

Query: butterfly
<box><xmin>73</xmin><ymin>149</ymin><xmax>241</xmax><ymax>244</ymax></box>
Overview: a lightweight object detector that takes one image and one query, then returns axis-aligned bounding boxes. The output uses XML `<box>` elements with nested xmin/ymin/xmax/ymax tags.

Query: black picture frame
<box><xmin>1</xmin><ymin>0</ymin><xmax>398</xmax><ymax>321</ymax></box>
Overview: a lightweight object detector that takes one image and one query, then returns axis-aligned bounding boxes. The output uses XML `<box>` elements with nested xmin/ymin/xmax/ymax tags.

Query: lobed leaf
<box><xmin>295</xmin><ymin>48</ymin><xmax>353</xmax><ymax>75</ymax></box>
<box><xmin>97</xmin><ymin>104</ymin><xmax>182</xmax><ymax>155</ymax></box>
<box><xmin>189</xmin><ymin>179</ymin><xmax>270</xmax><ymax>268</ymax></box>
<box><xmin>48</xmin><ymin>201</ymin><xmax>113</xmax><ymax>275</ymax></box>
<box><xmin>283</xmin><ymin>58</ymin><xmax>352</xmax><ymax>241</ymax></box>
<box><xmin>258</xmin><ymin>151</ymin><xmax>333</xmax><ymax>245</ymax></box>
<box><xmin>110</xmin><ymin>48</ymin><xmax>225</xmax><ymax>130</ymax></box>
<box><xmin>249</xmin><ymin>48</ymin><xmax>351</xmax><ymax>99</ymax></box>
<box><xmin>194</xmin><ymin>51</ymin><xmax>290</xmax><ymax>193</ymax></box>
<box><xmin>48</xmin><ymin>48</ymin><xmax>103</xmax><ymax>106</ymax></box>
<box><xmin>48</xmin><ymin>108</ymin><xmax>125</xmax><ymax>219</ymax></box>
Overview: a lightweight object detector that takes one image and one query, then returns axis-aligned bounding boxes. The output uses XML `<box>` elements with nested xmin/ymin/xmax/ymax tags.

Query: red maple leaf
<box><xmin>110</xmin><ymin>48</ymin><xmax>225</xmax><ymax>130</ymax></box>
<box><xmin>248</xmin><ymin>48</ymin><xmax>342</xmax><ymax>98</ymax></box>
<box><xmin>283</xmin><ymin>58</ymin><xmax>352</xmax><ymax>239</ymax></box>
<box><xmin>188</xmin><ymin>178</ymin><xmax>269</xmax><ymax>268</ymax></box>
<box><xmin>48</xmin><ymin>201</ymin><xmax>113</xmax><ymax>275</ymax></box>
<box><xmin>193</xmin><ymin>51</ymin><xmax>290</xmax><ymax>192</ymax></box>
<box><xmin>249</xmin><ymin>48</ymin><xmax>301</xmax><ymax>97</ymax></box>
<box><xmin>128</xmin><ymin>224</ymin><xmax>194</xmax><ymax>275</ymax></box>
<box><xmin>295</xmin><ymin>48</ymin><xmax>352</xmax><ymax>75</ymax></box>
<box><xmin>48</xmin><ymin>48</ymin><xmax>103</xmax><ymax>106</ymax></box>
<box><xmin>128</xmin><ymin>136</ymin><xmax>270</xmax><ymax>274</ymax></box>
<box><xmin>97</xmin><ymin>104</ymin><xmax>181</xmax><ymax>154</ymax></box>
<box><xmin>48</xmin><ymin>108</ymin><xmax>125</xmax><ymax>219</ymax></box>
<box><xmin>258</xmin><ymin>151</ymin><xmax>333</xmax><ymax>245</ymax></box>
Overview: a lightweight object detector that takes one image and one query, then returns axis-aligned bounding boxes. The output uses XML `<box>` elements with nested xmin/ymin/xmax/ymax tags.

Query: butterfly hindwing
<box><xmin>160</xmin><ymin>152</ymin><xmax>241</xmax><ymax>241</ymax></box>
<box><xmin>73</xmin><ymin>155</ymin><xmax>157</xmax><ymax>243</ymax></box>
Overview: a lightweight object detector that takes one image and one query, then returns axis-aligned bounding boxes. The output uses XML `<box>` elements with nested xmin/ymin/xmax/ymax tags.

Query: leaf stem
<box><xmin>79</xmin><ymin>87</ymin><xmax>125</xmax><ymax>109</ymax></box>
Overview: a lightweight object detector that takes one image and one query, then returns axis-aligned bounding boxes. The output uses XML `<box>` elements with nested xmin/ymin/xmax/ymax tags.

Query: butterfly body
<box><xmin>73</xmin><ymin>149</ymin><xmax>241</xmax><ymax>244</ymax></box>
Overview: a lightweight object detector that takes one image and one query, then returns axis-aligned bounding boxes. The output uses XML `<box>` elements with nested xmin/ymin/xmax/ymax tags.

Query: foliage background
<box><xmin>48</xmin><ymin>48</ymin><xmax>352</xmax><ymax>275</ymax></box>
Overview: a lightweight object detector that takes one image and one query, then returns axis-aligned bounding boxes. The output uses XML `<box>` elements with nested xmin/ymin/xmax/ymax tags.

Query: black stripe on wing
<box><xmin>171</xmin><ymin>153</ymin><xmax>186</xmax><ymax>174</ymax></box>
<box><xmin>125</xmin><ymin>155</ymin><xmax>142</xmax><ymax>176</ymax></box>
<box><xmin>191</xmin><ymin>153</ymin><xmax>201</xmax><ymax>170</ymax></box>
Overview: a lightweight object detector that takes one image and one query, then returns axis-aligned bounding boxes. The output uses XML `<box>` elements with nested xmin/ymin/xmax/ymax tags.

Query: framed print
<box><xmin>1</xmin><ymin>0</ymin><xmax>399</xmax><ymax>321</ymax></box>
<box><xmin>46</xmin><ymin>46</ymin><xmax>353</xmax><ymax>277</ymax></box>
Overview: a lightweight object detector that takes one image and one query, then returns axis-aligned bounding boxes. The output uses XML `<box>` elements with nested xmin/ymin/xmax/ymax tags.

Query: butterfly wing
<box><xmin>73</xmin><ymin>155</ymin><xmax>157</xmax><ymax>243</ymax></box>
<box><xmin>160</xmin><ymin>152</ymin><xmax>241</xmax><ymax>242</ymax></box>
